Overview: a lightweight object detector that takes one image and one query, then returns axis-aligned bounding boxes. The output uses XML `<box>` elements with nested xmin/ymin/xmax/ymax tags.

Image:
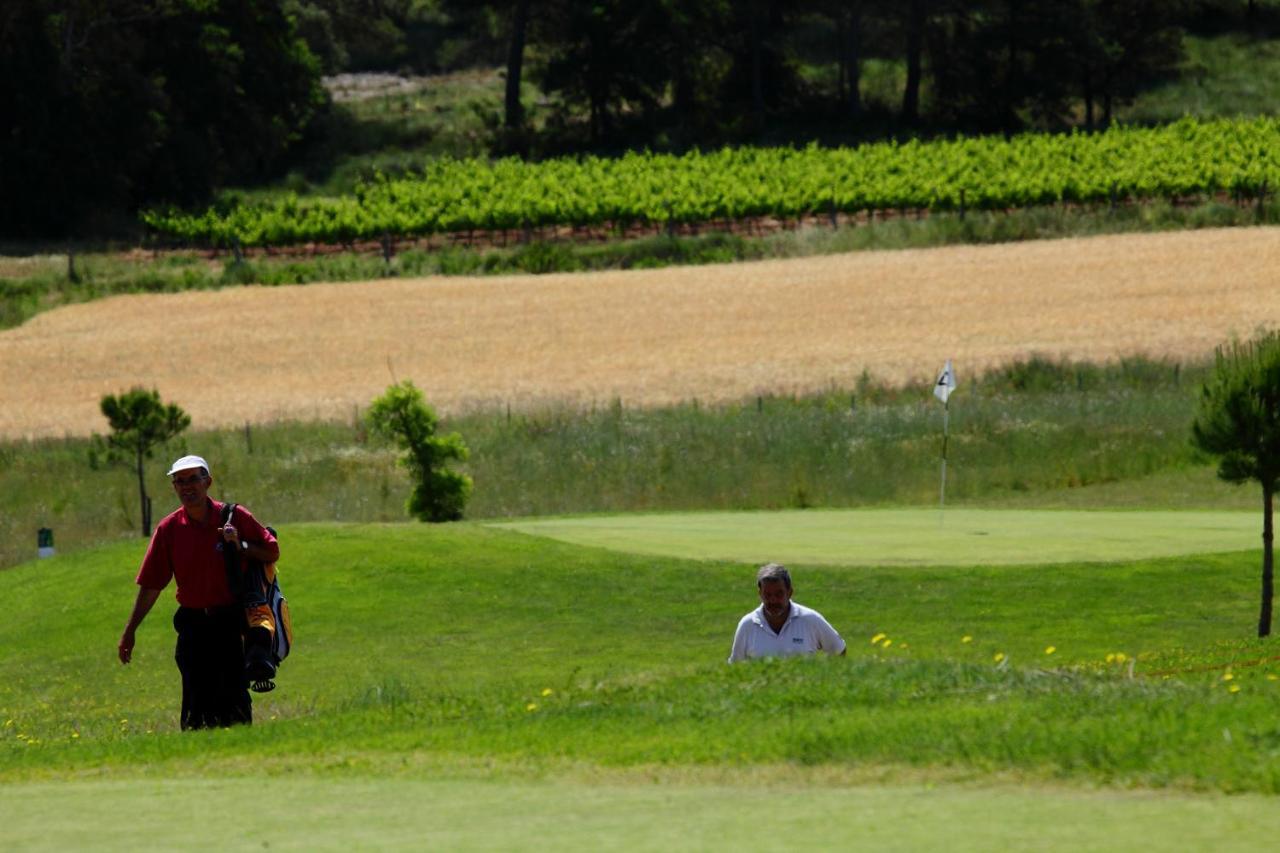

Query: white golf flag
<box><xmin>934</xmin><ymin>360</ymin><xmax>957</xmax><ymax>404</ymax></box>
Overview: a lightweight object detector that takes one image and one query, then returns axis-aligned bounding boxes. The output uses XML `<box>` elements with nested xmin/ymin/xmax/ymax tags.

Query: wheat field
<box><xmin>4</xmin><ymin>226</ymin><xmax>1280</xmax><ymax>440</ymax></box>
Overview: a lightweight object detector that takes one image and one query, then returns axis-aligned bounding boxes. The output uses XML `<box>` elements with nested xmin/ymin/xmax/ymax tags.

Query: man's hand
<box><xmin>118</xmin><ymin>587</ymin><xmax>160</xmax><ymax>665</ymax></box>
<box><xmin>218</xmin><ymin>523</ymin><xmax>240</xmax><ymax>548</ymax></box>
<box><xmin>118</xmin><ymin>628</ymin><xmax>136</xmax><ymax>664</ymax></box>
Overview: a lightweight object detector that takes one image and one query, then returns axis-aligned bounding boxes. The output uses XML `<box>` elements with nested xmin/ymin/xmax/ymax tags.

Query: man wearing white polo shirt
<box><xmin>728</xmin><ymin>563</ymin><xmax>847</xmax><ymax>663</ymax></box>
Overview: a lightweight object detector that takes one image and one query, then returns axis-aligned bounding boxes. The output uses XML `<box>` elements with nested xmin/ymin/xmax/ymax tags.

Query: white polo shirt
<box><xmin>727</xmin><ymin>601</ymin><xmax>846</xmax><ymax>663</ymax></box>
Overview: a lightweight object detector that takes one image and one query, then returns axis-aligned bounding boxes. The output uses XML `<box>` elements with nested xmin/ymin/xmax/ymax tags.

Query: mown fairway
<box><xmin>4</xmin><ymin>227</ymin><xmax>1280</xmax><ymax>439</ymax></box>
<box><xmin>7</xmin><ymin>775</ymin><xmax>1280</xmax><ymax>852</ymax></box>
<box><xmin>3</xmin><ymin>520</ymin><xmax>1279</xmax><ymax>849</ymax></box>
<box><xmin>497</xmin><ymin>508</ymin><xmax>1261</xmax><ymax>566</ymax></box>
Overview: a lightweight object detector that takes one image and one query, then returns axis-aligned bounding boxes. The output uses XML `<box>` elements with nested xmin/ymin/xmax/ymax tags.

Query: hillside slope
<box><xmin>3</xmin><ymin>227</ymin><xmax>1279</xmax><ymax>439</ymax></box>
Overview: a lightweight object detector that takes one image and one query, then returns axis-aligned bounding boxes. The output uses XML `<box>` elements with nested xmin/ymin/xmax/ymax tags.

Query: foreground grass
<box><xmin>3</xmin><ymin>523</ymin><xmax>1278</xmax><ymax>792</ymax></box>
<box><xmin>8</xmin><ymin>773</ymin><xmax>1280</xmax><ymax>852</ymax></box>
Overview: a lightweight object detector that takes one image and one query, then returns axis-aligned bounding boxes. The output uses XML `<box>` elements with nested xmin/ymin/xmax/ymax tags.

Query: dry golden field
<box><xmin>4</xmin><ymin>226</ymin><xmax>1280</xmax><ymax>440</ymax></box>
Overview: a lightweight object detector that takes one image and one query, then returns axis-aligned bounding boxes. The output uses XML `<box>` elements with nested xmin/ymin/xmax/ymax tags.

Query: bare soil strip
<box><xmin>4</xmin><ymin>227</ymin><xmax>1280</xmax><ymax>440</ymax></box>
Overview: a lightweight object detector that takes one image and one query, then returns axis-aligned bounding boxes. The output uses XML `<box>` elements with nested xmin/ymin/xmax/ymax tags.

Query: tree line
<box><xmin>306</xmin><ymin>0</ymin><xmax>1255</xmax><ymax>138</ymax></box>
<box><xmin>0</xmin><ymin>1</ymin><xmax>1267</xmax><ymax>238</ymax></box>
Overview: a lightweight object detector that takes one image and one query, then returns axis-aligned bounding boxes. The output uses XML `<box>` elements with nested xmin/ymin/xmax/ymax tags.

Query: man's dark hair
<box><xmin>756</xmin><ymin>562</ymin><xmax>792</xmax><ymax>590</ymax></box>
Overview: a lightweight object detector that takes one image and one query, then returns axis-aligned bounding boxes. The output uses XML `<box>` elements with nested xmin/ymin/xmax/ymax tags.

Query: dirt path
<box><xmin>5</xmin><ymin>226</ymin><xmax>1280</xmax><ymax>440</ymax></box>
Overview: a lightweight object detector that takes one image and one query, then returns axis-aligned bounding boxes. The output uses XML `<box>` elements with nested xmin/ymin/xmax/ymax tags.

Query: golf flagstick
<box><xmin>934</xmin><ymin>360</ymin><xmax>957</xmax><ymax>515</ymax></box>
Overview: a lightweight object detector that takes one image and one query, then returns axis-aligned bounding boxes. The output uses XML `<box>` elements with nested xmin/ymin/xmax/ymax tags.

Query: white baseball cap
<box><xmin>167</xmin><ymin>455</ymin><xmax>210</xmax><ymax>477</ymax></box>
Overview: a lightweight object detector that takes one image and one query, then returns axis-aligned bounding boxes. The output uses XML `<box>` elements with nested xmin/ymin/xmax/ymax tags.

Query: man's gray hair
<box><xmin>756</xmin><ymin>562</ymin><xmax>792</xmax><ymax>589</ymax></box>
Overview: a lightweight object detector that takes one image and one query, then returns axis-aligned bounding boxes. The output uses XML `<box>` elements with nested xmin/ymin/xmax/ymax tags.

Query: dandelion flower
<box><xmin>1228</xmin><ymin>684</ymin><xmax>1241</xmax><ymax>694</ymax></box>
<box><xmin>961</xmin><ymin>636</ymin><xmax>973</xmax><ymax>644</ymax></box>
<box><xmin>70</xmin><ymin>732</ymin><xmax>79</xmax><ymax>739</ymax></box>
<box><xmin>871</xmin><ymin>633</ymin><xmax>886</xmax><ymax>644</ymax></box>
<box><xmin>994</xmin><ymin>652</ymin><xmax>1005</xmax><ymax>663</ymax></box>
<box><xmin>1044</xmin><ymin>646</ymin><xmax>1056</xmax><ymax>655</ymax></box>
<box><xmin>1105</xmin><ymin>653</ymin><xmax>1116</xmax><ymax>664</ymax></box>
<box><xmin>1267</xmin><ymin>674</ymin><xmax>1279</xmax><ymax>682</ymax></box>
<box><xmin>1115</xmin><ymin>653</ymin><xmax>1128</xmax><ymax>664</ymax></box>
<box><xmin>525</xmin><ymin>703</ymin><xmax>538</xmax><ymax>712</ymax></box>
<box><xmin>881</xmin><ymin>639</ymin><xmax>893</xmax><ymax>649</ymax></box>
<box><xmin>541</xmin><ymin>688</ymin><xmax>553</xmax><ymax>697</ymax></box>
<box><xmin>1222</xmin><ymin>672</ymin><xmax>1235</xmax><ymax>682</ymax></box>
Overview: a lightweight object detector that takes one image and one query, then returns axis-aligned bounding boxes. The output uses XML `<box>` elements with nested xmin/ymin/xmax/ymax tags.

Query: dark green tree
<box><xmin>94</xmin><ymin>388</ymin><xmax>191</xmax><ymax>537</ymax></box>
<box><xmin>1075</xmin><ymin>0</ymin><xmax>1185</xmax><ymax>129</ymax></box>
<box><xmin>535</xmin><ymin>0</ymin><xmax>671</xmax><ymax>143</ymax></box>
<box><xmin>367</xmin><ymin>381</ymin><xmax>472</xmax><ymax>522</ymax></box>
<box><xmin>1191</xmin><ymin>331</ymin><xmax>1280</xmax><ymax>638</ymax></box>
<box><xmin>0</xmin><ymin>1</ymin><xmax>324</xmax><ymax>237</ymax></box>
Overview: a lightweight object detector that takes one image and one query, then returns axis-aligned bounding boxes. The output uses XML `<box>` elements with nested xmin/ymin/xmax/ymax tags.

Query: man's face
<box><xmin>758</xmin><ymin>579</ymin><xmax>792</xmax><ymax>619</ymax></box>
<box><xmin>171</xmin><ymin>467</ymin><xmax>210</xmax><ymax>510</ymax></box>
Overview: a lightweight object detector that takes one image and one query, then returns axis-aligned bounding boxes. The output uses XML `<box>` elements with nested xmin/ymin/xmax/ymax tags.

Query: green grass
<box><xmin>3</xmin><ymin>523</ymin><xmax>1277</xmax><ymax>773</ymax></box>
<box><xmin>1</xmin><ymin>357</ymin><xmax>1242</xmax><ymax>572</ymax></box>
<box><xmin>1123</xmin><ymin>33</ymin><xmax>1280</xmax><ymax>124</ymax></box>
<box><xmin>5</xmin><ymin>518</ymin><xmax>1280</xmax><ymax>847</ymax></box>
<box><xmin>496</xmin><ymin>508</ymin><xmax>1262</xmax><ymax>566</ymax></box>
<box><xmin>8</xmin><ymin>774</ymin><xmax>1280</xmax><ymax>851</ymax></box>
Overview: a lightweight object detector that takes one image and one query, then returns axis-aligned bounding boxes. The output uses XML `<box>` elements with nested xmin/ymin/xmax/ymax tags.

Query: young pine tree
<box><xmin>367</xmin><ymin>381</ymin><xmax>472</xmax><ymax>522</ymax></box>
<box><xmin>93</xmin><ymin>388</ymin><xmax>191</xmax><ymax>537</ymax></box>
<box><xmin>1191</xmin><ymin>331</ymin><xmax>1280</xmax><ymax>637</ymax></box>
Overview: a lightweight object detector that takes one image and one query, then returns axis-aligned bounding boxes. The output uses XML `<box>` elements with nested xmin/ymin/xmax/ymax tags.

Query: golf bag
<box><xmin>220</xmin><ymin>503</ymin><xmax>293</xmax><ymax>693</ymax></box>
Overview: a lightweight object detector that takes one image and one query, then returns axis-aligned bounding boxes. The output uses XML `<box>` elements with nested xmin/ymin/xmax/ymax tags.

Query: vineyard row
<box><xmin>142</xmin><ymin>117</ymin><xmax>1280</xmax><ymax>248</ymax></box>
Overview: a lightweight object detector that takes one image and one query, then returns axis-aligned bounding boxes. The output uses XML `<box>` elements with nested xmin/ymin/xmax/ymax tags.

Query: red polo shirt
<box><xmin>136</xmin><ymin>500</ymin><xmax>276</xmax><ymax>609</ymax></box>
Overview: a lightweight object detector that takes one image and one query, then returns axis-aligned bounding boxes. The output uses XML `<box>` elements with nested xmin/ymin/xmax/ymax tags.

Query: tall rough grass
<box><xmin>0</xmin><ymin>357</ymin><xmax>1232</xmax><ymax>571</ymax></box>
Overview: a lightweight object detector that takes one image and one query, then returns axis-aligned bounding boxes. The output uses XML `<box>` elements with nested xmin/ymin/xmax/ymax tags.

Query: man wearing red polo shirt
<box><xmin>117</xmin><ymin>455</ymin><xmax>279</xmax><ymax>730</ymax></box>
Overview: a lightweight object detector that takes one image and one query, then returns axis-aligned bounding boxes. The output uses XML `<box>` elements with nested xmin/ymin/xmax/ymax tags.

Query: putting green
<box><xmin>493</xmin><ymin>508</ymin><xmax>1261</xmax><ymax>566</ymax></box>
<box><xmin>4</xmin><ymin>775</ymin><xmax>1279</xmax><ymax>852</ymax></box>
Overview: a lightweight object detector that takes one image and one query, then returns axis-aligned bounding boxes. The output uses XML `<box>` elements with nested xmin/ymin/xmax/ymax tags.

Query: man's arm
<box><xmin>815</xmin><ymin>614</ymin><xmax>847</xmax><ymax>657</ymax></box>
<box><xmin>118</xmin><ymin>587</ymin><xmax>163</xmax><ymax>664</ymax></box>
<box><xmin>727</xmin><ymin>618</ymin><xmax>750</xmax><ymax>664</ymax></box>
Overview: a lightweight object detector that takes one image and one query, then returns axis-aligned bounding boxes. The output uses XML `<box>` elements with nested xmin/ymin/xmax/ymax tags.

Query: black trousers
<box><xmin>173</xmin><ymin>606</ymin><xmax>252</xmax><ymax>730</ymax></box>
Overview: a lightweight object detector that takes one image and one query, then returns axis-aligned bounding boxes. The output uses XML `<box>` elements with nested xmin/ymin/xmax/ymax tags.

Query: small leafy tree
<box><xmin>94</xmin><ymin>388</ymin><xmax>191</xmax><ymax>537</ymax></box>
<box><xmin>367</xmin><ymin>381</ymin><xmax>472</xmax><ymax>522</ymax></box>
<box><xmin>1191</xmin><ymin>331</ymin><xmax>1280</xmax><ymax>638</ymax></box>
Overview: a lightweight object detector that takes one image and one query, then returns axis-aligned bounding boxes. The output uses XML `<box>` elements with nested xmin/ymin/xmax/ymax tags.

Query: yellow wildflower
<box><xmin>871</xmin><ymin>633</ymin><xmax>886</xmax><ymax>644</ymax></box>
<box><xmin>961</xmin><ymin>636</ymin><xmax>973</xmax><ymax>644</ymax></box>
<box><xmin>1222</xmin><ymin>672</ymin><xmax>1235</xmax><ymax>681</ymax></box>
<box><xmin>525</xmin><ymin>703</ymin><xmax>538</xmax><ymax>712</ymax></box>
<box><xmin>1228</xmin><ymin>684</ymin><xmax>1241</xmax><ymax>694</ymax></box>
<box><xmin>994</xmin><ymin>652</ymin><xmax>1006</xmax><ymax>663</ymax></box>
<box><xmin>881</xmin><ymin>639</ymin><xmax>893</xmax><ymax>649</ymax></box>
<box><xmin>1044</xmin><ymin>646</ymin><xmax>1056</xmax><ymax>655</ymax></box>
<box><xmin>541</xmin><ymin>688</ymin><xmax>553</xmax><ymax>697</ymax></box>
